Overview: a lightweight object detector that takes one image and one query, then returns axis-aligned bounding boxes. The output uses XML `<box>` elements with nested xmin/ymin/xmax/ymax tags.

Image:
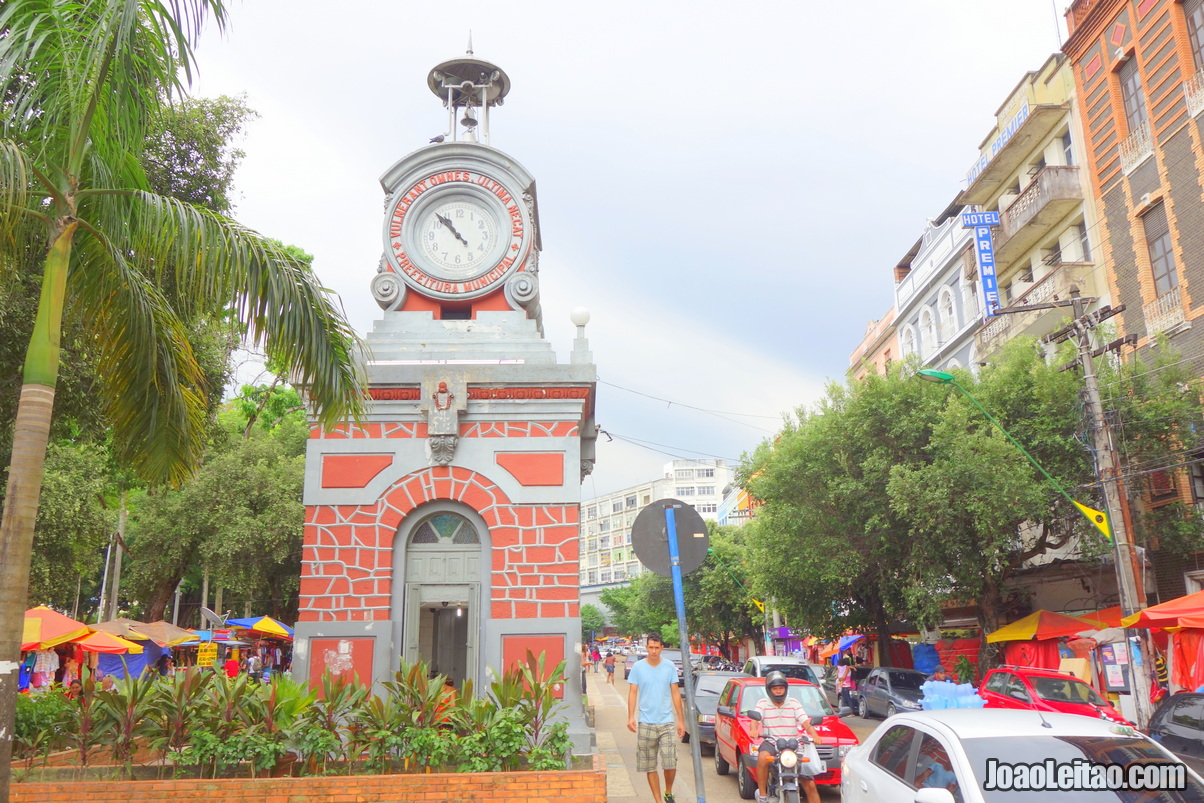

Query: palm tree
<box><xmin>0</xmin><ymin>1</ymin><xmax>364</xmax><ymax>791</ymax></box>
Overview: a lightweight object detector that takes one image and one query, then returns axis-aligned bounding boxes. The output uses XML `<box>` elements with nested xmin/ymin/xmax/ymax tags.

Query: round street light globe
<box><xmin>917</xmin><ymin>368</ymin><xmax>955</xmax><ymax>383</ymax></box>
<box><xmin>570</xmin><ymin>307</ymin><xmax>591</xmax><ymax>326</ymax></box>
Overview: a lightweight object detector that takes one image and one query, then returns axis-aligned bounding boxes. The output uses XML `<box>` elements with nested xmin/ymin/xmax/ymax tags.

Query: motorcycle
<box><xmin>745</xmin><ymin>711</ymin><xmax>824</xmax><ymax>803</ymax></box>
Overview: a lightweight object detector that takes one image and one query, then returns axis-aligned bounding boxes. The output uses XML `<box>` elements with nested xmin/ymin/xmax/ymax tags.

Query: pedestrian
<box><xmin>591</xmin><ymin>645</ymin><xmax>602</xmax><ymax>673</ymax></box>
<box><xmin>930</xmin><ymin>664</ymin><xmax>952</xmax><ymax>683</ymax></box>
<box><xmin>837</xmin><ymin>655</ymin><xmax>855</xmax><ymax>709</ymax></box>
<box><xmin>581</xmin><ymin>646</ymin><xmax>590</xmax><ymax>693</ymax></box>
<box><xmin>626</xmin><ymin>633</ymin><xmax>685</xmax><ymax>803</ymax></box>
<box><xmin>223</xmin><ymin>654</ymin><xmax>239</xmax><ymax>679</ymax></box>
<box><xmin>604</xmin><ymin>650</ymin><xmax>617</xmax><ymax>685</ymax></box>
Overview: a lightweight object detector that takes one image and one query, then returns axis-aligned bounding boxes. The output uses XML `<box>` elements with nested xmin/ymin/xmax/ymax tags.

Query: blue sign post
<box><xmin>664</xmin><ymin>504</ymin><xmax>707</xmax><ymax>803</ymax></box>
<box><xmin>962</xmin><ymin>211</ymin><xmax>1001</xmax><ymax>318</ymax></box>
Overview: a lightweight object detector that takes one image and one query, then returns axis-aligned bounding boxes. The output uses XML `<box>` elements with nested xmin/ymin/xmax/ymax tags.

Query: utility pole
<box><xmin>1041</xmin><ymin>286</ymin><xmax>1150</xmax><ymax>727</ymax></box>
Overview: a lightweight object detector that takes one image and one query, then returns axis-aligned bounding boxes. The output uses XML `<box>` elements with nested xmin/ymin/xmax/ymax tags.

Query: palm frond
<box><xmin>68</xmin><ymin>230</ymin><xmax>210</xmax><ymax>486</ymax></box>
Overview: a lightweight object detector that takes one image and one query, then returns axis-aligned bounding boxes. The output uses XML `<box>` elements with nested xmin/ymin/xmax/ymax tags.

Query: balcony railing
<box><xmin>1119</xmin><ymin>120</ymin><xmax>1154</xmax><ymax>175</ymax></box>
<box><xmin>997</xmin><ymin>166</ymin><xmax>1083</xmax><ymax>258</ymax></box>
<box><xmin>1144</xmin><ymin>286</ymin><xmax>1187</xmax><ymax>336</ymax></box>
<box><xmin>977</xmin><ymin>261</ymin><xmax>1094</xmax><ymax>347</ymax></box>
<box><xmin>1185</xmin><ymin>69</ymin><xmax>1204</xmax><ymax>118</ymax></box>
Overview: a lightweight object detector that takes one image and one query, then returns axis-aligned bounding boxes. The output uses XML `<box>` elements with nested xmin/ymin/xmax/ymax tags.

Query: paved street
<box><xmin>588</xmin><ymin>670</ymin><xmax>882</xmax><ymax>802</ymax></box>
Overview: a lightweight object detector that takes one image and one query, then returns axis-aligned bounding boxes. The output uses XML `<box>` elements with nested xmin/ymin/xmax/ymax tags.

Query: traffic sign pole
<box><xmin>664</xmin><ymin>504</ymin><xmax>706</xmax><ymax>803</ymax></box>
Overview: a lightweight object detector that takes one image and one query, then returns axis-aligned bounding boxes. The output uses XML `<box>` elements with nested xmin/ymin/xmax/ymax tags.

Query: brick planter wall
<box><xmin>11</xmin><ymin>753</ymin><xmax>606</xmax><ymax>802</ymax></box>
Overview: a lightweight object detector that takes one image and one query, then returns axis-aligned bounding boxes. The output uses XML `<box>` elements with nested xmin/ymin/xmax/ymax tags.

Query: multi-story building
<box><xmin>1063</xmin><ymin>0</ymin><xmax>1204</xmax><ymax>600</ymax></box>
<box><xmin>579</xmin><ymin>459</ymin><xmax>731</xmax><ymax>610</ymax></box>
<box><xmin>848</xmin><ymin>307</ymin><xmax>898</xmax><ymax>379</ymax></box>
<box><xmin>963</xmin><ymin>54</ymin><xmax>1107</xmax><ymax>358</ymax></box>
<box><xmin>893</xmin><ymin>198</ymin><xmax>980</xmax><ymax>371</ymax></box>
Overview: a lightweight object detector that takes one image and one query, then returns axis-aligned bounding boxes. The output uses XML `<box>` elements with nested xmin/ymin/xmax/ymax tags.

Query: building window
<box><xmin>641</xmin><ymin>494</ymin><xmax>651</xmax><ymax>504</ymax></box>
<box><xmin>587</xmin><ymin>538</ymin><xmax>597</xmax><ymax>552</ymax></box>
<box><xmin>961</xmin><ymin>277</ymin><xmax>980</xmax><ymax>319</ymax></box>
<box><xmin>589</xmin><ymin>554</ymin><xmax>598</xmax><ymax>567</ymax></box>
<box><xmin>698</xmin><ymin>468</ymin><xmax>715</xmax><ymax>478</ymax></box>
<box><xmin>600</xmin><ymin>520</ymin><xmax>610</xmax><ymax>532</ymax></box>
<box><xmin>1078</xmin><ymin>224</ymin><xmax>1092</xmax><ymax>262</ymax></box>
<box><xmin>613</xmin><ymin>566</ymin><xmax>627</xmax><ymax>581</ymax></box>
<box><xmin>919</xmin><ymin>308</ymin><xmax>937</xmax><ymax>356</ymax></box>
<box><xmin>1118</xmin><ymin>58</ymin><xmax>1148</xmax><ymax>132</ymax></box>
<box><xmin>625</xmin><ymin>495</ymin><xmax>637</xmax><ymax>509</ymax></box>
<box><xmin>1144</xmin><ymin>204</ymin><xmax>1178</xmax><ymax>297</ymax></box>
<box><xmin>675</xmin><ymin>469</ymin><xmax>693</xmax><ymax>479</ymax></box>
<box><xmin>1149</xmin><ymin>469</ymin><xmax>1177</xmax><ymax>499</ymax></box>
<box><xmin>599</xmin><ymin>536</ymin><xmax>610</xmax><ymax>550</ymax></box>
<box><xmin>697</xmin><ymin>503</ymin><xmax>717</xmax><ymax>514</ymax></box>
<box><xmin>587</xmin><ymin>571</ymin><xmax>597</xmax><ymax>584</ymax></box>
<box><xmin>600</xmin><ymin>571</ymin><xmax>611</xmax><ymax>583</ymax></box>
<box><xmin>1061</xmin><ymin>131</ymin><xmax>1075</xmax><ymax>166</ymax></box>
<box><xmin>586</xmin><ymin>506</ymin><xmax>596</xmax><ymax>519</ymax></box>
<box><xmin>901</xmin><ymin>325</ymin><xmax>918</xmax><ymax>357</ymax></box>
<box><xmin>1190</xmin><ymin>457</ymin><xmax>1204</xmax><ymax>508</ymax></box>
<box><xmin>676</xmin><ymin>486</ymin><xmax>696</xmax><ymax>496</ymax></box>
<box><xmin>938</xmin><ymin>288</ymin><xmax>957</xmax><ymax>340</ymax></box>
<box><xmin>611</xmin><ymin>501</ymin><xmax>622</xmax><ymax>513</ymax></box>
<box><xmin>697</xmin><ymin>486</ymin><xmax>716</xmax><ymax>496</ymax></box>
<box><xmin>1187</xmin><ymin>0</ymin><xmax>1204</xmax><ymax>71</ymax></box>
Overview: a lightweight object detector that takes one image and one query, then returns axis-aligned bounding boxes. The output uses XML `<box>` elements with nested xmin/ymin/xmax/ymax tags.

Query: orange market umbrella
<box><xmin>1123</xmin><ymin>590</ymin><xmax>1204</xmax><ymax>629</ymax></box>
<box><xmin>986</xmin><ymin>610</ymin><xmax>1105</xmax><ymax>643</ymax></box>
<box><xmin>21</xmin><ymin>606</ymin><xmax>90</xmax><ymax>651</ymax></box>
<box><xmin>1085</xmin><ymin>605</ymin><xmax>1125</xmax><ymax>628</ymax></box>
<box><xmin>73</xmin><ymin>630</ymin><xmax>144</xmax><ymax>654</ymax></box>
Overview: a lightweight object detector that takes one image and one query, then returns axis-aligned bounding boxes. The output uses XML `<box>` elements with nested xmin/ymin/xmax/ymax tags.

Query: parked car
<box><xmin>857</xmin><ymin>667</ymin><xmax>928</xmax><ymax>719</ymax></box>
<box><xmin>1148</xmin><ymin>692</ymin><xmax>1204</xmax><ymax>775</ymax></box>
<box><xmin>978</xmin><ymin>665</ymin><xmax>1132</xmax><ymax>725</ymax></box>
<box><xmin>681</xmin><ymin>670</ymin><xmax>748</xmax><ymax>750</ymax></box>
<box><xmin>741</xmin><ymin>655</ymin><xmax>821</xmax><ymax>686</ymax></box>
<box><xmin>623</xmin><ymin>652</ymin><xmax>645</xmax><ymax>680</ymax></box>
<box><xmin>713</xmin><ymin>676</ymin><xmax>858</xmax><ymax>798</ymax></box>
<box><xmin>841</xmin><ymin>708</ymin><xmax>1204</xmax><ymax>802</ymax></box>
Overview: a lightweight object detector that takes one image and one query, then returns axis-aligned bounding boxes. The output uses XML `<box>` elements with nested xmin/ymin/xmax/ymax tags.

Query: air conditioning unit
<box><xmin>1140</xmin><ymin>192</ymin><xmax>1152</xmax><ymax>207</ymax></box>
<box><xmin>1114</xmin><ymin>47</ymin><xmax>1130</xmax><ymax>63</ymax></box>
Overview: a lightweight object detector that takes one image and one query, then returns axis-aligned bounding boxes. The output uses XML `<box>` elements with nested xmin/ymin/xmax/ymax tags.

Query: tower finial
<box><xmin>466</xmin><ymin>31</ymin><xmax>473</xmax><ymax>56</ymax></box>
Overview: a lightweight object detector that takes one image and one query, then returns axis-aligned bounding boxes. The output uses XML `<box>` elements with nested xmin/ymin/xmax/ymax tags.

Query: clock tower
<box><xmin>294</xmin><ymin>49</ymin><xmax>596</xmax><ymax>752</ymax></box>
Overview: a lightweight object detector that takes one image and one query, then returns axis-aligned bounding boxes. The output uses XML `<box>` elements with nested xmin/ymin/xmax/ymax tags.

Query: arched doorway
<box><xmin>392</xmin><ymin>507</ymin><xmax>486</xmax><ymax>688</ymax></box>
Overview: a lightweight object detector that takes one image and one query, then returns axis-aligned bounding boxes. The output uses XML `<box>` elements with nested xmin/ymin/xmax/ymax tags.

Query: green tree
<box><xmin>741</xmin><ymin>358</ymin><xmax>946</xmax><ymax>648</ymax></box>
<box><xmin>887</xmin><ymin>338</ymin><xmax>1204</xmax><ymax>665</ymax></box>
<box><xmin>580</xmin><ymin>603</ymin><xmax>606</xmax><ymax>643</ymax></box>
<box><xmin>125</xmin><ymin>389</ymin><xmax>311</xmax><ymax>621</ymax></box>
<box><xmin>0</xmin><ymin>2</ymin><xmax>364</xmax><ymax>788</ymax></box>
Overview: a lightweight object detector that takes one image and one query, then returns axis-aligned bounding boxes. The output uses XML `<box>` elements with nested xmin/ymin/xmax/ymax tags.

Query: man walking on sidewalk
<box><xmin>626</xmin><ymin>634</ymin><xmax>685</xmax><ymax>802</ymax></box>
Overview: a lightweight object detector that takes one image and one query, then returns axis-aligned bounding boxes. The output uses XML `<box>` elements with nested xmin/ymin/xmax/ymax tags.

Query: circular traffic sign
<box><xmin>631</xmin><ymin>500</ymin><xmax>711</xmax><ymax>577</ymax></box>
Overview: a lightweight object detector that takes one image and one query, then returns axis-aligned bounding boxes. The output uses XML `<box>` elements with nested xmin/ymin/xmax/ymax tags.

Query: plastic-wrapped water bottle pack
<box><xmin>920</xmin><ymin>679</ymin><xmax>987</xmax><ymax>709</ymax></box>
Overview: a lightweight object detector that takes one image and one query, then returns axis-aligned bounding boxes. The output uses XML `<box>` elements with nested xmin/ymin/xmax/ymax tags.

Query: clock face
<box><xmin>382</xmin><ymin>169</ymin><xmax>531</xmax><ymax>299</ymax></box>
<box><xmin>418</xmin><ymin>199</ymin><xmax>500</xmax><ymax>278</ymax></box>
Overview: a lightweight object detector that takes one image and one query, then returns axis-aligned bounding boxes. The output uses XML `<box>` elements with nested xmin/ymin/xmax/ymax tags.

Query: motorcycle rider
<box><xmin>749</xmin><ymin>670</ymin><xmax>822</xmax><ymax>803</ymax></box>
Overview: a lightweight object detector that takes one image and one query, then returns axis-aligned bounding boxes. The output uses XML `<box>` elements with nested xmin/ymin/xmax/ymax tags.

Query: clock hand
<box><xmin>435</xmin><ymin>213</ymin><xmax>470</xmax><ymax>246</ymax></box>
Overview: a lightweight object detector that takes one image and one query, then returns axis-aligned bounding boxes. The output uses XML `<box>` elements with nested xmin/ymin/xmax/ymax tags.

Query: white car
<box><xmin>841</xmin><ymin>708</ymin><xmax>1204</xmax><ymax>802</ymax></box>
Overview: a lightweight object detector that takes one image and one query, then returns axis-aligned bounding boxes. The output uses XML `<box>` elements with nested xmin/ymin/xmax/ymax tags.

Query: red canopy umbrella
<box><xmin>1084</xmin><ymin>605</ymin><xmax>1125</xmax><ymax>628</ymax></box>
<box><xmin>73</xmin><ymin>630</ymin><xmax>144</xmax><ymax>654</ymax></box>
<box><xmin>21</xmin><ymin>606</ymin><xmax>90</xmax><ymax>651</ymax></box>
<box><xmin>1123</xmin><ymin>590</ymin><xmax>1204</xmax><ymax>629</ymax></box>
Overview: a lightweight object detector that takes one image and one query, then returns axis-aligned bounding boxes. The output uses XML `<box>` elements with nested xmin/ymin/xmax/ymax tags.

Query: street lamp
<box><xmin>915</xmin><ymin>368</ymin><xmax>1110</xmax><ymax>539</ymax></box>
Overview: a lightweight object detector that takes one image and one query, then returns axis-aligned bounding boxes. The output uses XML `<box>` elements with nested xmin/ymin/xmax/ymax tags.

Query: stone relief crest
<box><xmin>421</xmin><ymin>377</ymin><xmax>467</xmax><ymax>466</ymax></box>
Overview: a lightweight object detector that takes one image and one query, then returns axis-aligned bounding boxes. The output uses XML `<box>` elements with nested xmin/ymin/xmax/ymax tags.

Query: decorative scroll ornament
<box><xmin>430</xmin><ymin>435</ymin><xmax>457</xmax><ymax>466</ymax></box>
<box><xmin>372</xmin><ymin>258</ymin><xmax>405</xmax><ymax>311</ymax></box>
<box><xmin>504</xmin><ymin>271</ymin><xmax>538</xmax><ymax>309</ymax></box>
<box><xmin>580</xmin><ymin>459</ymin><xmax>595</xmax><ymax>481</ymax></box>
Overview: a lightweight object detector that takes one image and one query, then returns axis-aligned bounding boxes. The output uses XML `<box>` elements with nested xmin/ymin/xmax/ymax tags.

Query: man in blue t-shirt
<box><xmin>627</xmin><ymin>634</ymin><xmax>685</xmax><ymax>803</ymax></box>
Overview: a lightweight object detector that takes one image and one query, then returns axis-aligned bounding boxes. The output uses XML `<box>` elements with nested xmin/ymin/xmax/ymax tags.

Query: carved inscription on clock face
<box><xmin>383</xmin><ymin>170</ymin><xmax>528</xmax><ymax>298</ymax></box>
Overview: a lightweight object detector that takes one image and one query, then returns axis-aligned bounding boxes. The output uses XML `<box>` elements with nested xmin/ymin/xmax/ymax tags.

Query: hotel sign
<box><xmin>966</xmin><ymin>102</ymin><xmax>1031</xmax><ymax>184</ymax></box>
<box><xmin>963</xmin><ymin>212</ymin><xmax>1000</xmax><ymax>318</ymax></box>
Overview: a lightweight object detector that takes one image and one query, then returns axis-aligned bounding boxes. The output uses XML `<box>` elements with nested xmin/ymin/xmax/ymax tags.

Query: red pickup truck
<box><xmin>713</xmin><ymin>676</ymin><xmax>859</xmax><ymax>799</ymax></box>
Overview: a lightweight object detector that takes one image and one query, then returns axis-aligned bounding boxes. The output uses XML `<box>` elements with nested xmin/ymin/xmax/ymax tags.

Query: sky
<box><xmin>192</xmin><ymin>1</ymin><xmax>1069</xmax><ymax>496</ymax></box>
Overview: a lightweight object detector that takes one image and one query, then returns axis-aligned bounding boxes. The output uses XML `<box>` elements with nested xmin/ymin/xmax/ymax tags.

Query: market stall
<box><xmin>986</xmin><ymin>610</ymin><xmax>1105</xmax><ymax>670</ymax></box>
